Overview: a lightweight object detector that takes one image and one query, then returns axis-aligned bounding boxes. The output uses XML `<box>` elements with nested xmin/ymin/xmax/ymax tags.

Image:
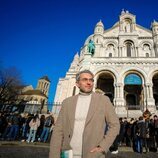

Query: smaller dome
<box><xmin>96</xmin><ymin>20</ymin><xmax>104</xmax><ymax>27</ymax></box>
<box><xmin>39</xmin><ymin>76</ymin><xmax>50</xmax><ymax>82</ymax></box>
<box><xmin>152</xmin><ymin>20</ymin><xmax>158</xmax><ymax>26</ymax></box>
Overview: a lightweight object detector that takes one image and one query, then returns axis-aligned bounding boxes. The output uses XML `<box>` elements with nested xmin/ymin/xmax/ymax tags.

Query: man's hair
<box><xmin>76</xmin><ymin>70</ymin><xmax>94</xmax><ymax>81</ymax></box>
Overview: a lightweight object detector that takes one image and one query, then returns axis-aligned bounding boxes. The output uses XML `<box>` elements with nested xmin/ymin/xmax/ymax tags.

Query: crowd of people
<box><xmin>0</xmin><ymin>111</ymin><xmax>55</xmax><ymax>143</ymax></box>
<box><xmin>0</xmin><ymin>110</ymin><xmax>158</xmax><ymax>154</ymax></box>
<box><xmin>110</xmin><ymin>114</ymin><xmax>158</xmax><ymax>154</ymax></box>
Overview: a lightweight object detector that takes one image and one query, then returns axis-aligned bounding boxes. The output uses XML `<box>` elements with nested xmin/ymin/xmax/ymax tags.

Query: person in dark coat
<box><xmin>135</xmin><ymin>116</ymin><xmax>148</xmax><ymax>153</ymax></box>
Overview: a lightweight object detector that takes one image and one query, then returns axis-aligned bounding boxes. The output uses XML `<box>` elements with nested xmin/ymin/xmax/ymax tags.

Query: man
<box><xmin>135</xmin><ymin>116</ymin><xmax>148</xmax><ymax>153</ymax></box>
<box><xmin>49</xmin><ymin>70</ymin><xmax>120</xmax><ymax>158</ymax></box>
<box><xmin>39</xmin><ymin>114</ymin><xmax>54</xmax><ymax>143</ymax></box>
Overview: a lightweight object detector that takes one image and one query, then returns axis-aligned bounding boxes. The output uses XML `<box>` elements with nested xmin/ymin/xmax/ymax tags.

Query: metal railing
<box><xmin>126</xmin><ymin>105</ymin><xmax>144</xmax><ymax>111</ymax></box>
<box><xmin>0</xmin><ymin>102</ymin><xmax>53</xmax><ymax>114</ymax></box>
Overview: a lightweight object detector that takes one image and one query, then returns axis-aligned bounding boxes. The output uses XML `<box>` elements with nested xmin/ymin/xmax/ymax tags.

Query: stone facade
<box><xmin>53</xmin><ymin>10</ymin><xmax>158</xmax><ymax>118</ymax></box>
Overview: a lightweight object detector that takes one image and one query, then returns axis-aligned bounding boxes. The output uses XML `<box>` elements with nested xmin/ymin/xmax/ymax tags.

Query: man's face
<box><xmin>76</xmin><ymin>73</ymin><xmax>94</xmax><ymax>93</ymax></box>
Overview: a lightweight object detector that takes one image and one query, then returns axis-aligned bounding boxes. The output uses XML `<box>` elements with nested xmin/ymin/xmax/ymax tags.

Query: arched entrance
<box><xmin>153</xmin><ymin>73</ymin><xmax>158</xmax><ymax>109</ymax></box>
<box><xmin>96</xmin><ymin>72</ymin><xmax>114</xmax><ymax>103</ymax></box>
<box><xmin>124</xmin><ymin>74</ymin><xmax>143</xmax><ymax>110</ymax></box>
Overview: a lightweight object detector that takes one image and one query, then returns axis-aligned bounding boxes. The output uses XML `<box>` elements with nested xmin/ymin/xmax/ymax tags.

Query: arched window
<box><xmin>107</xmin><ymin>44</ymin><xmax>114</xmax><ymax>51</ymax></box>
<box><xmin>143</xmin><ymin>44</ymin><xmax>150</xmax><ymax>57</ymax></box>
<box><xmin>106</xmin><ymin>44</ymin><xmax>115</xmax><ymax>57</ymax></box>
<box><xmin>146</xmin><ymin>53</ymin><xmax>149</xmax><ymax>57</ymax></box>
<box><xmin>109</xmin><ymin>53</ymin><xmax>112</xmax><ymax>57</ymax></box>
<box><xmin>124</xmin><ymin>74</ymin><xmax>142</xmax><ymax>85</ymax></box>
<box><xmin>126</xmin><ymin>42</ymin><xmax>132</xmax><ymax>57</ymax></box>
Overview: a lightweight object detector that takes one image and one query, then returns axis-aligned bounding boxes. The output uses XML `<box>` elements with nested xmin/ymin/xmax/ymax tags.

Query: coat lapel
<box><xmin>85</xmin><ymin>93</ymin><xmax>98</xmax><ymax>127</ymax></box>
<box><xmin>68</xmin><ymin>94</ymin><xmax>78</xmax><ymax>130</ymax></box>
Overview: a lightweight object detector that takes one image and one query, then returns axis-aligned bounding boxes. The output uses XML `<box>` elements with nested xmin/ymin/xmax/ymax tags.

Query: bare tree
<box><xmin>0</xmin><ymin>67</ymin><xmax>24</xmax><ymax>106</ymax></box>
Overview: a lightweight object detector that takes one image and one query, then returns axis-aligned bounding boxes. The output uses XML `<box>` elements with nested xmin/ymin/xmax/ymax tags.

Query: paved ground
<box><xmin>0</xmin><ymin>141</ymin><xmax>158</xmax><ymax>158</ymax></box>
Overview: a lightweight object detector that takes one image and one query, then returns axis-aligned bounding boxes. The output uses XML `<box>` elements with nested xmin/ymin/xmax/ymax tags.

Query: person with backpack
<box><xmin>39</xmin><ymin>114</ymin><xmax>54</xmax><ymax>143</ymax></box>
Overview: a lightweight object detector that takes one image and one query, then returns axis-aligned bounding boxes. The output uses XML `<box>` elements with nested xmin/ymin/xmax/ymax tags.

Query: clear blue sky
<box><xmin>0</xmin><ymin>0</ymin><xmax>158</xmax><ymax>108</ymax></box>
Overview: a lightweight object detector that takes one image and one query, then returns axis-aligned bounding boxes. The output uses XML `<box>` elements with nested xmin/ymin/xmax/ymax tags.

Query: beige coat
<box><xmin>49</xmin><ymin>92</ymin><xmax>120</xmax><ymax>158</ymax></box>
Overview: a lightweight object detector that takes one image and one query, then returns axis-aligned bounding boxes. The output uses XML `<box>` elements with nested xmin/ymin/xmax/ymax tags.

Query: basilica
<box><xmin>53</xmin><ymin>10</ymin><xmax>158</xmax><ymax>117</ymax></box>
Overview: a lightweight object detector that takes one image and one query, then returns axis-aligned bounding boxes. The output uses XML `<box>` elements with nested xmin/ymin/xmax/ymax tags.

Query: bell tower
<box><xmin>36</xmin><ymin>76</ymin><xmax>50</xmax><ymax>97</ymax></box>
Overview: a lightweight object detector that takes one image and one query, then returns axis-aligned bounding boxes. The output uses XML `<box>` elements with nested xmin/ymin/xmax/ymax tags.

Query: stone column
<box><xmin>131</xmin><ymin>47</ymin><xmax>134</xmax><ymax>57</ymax></box>
<box><xmin>151</xmin><ymin>48</ymin><xmax>155</xmax><ymax>57</ymax></box>
<box><xmin>146</xmin><ymin>83</ymin><xmax>154</xmax><ymax>99</ymax></box>
<box><xmin>115</xmin><ymin>82</ymin><xmax>124</xmax><ymax>104</ymax></box>
<box><xmin>113</xmin><ymin>83</ymin><xmax>117</xmax><ymax>106</ymax></box>
<box><xmin>114</xmin><ymin>82</ymin><xmax>126</xmax><ymax>116</ymax></box>
<box><xmin>142</xmin><ymin>84</ymin><xmax>146</xmax><ymax>106</ymax></box>
<box><xmin>118</xmin><ymin>46</ymin><xmax>123</xmax><ymax>57</ymax></box>
<box><xmin>121</xmin><ymin>47</ymin><xmax>123</xmax><ymax>57</ymax></box>
<box><xmin>149</xmin><ymin>83</ymin><xmax>154</xmax><ymax>98</ymax></box>
<box><xmin>146</xmin><ymin>84</ymin><xmax>149</xmax><ymax>98</ymax></box>
<box><xmin>117</xmin><ymin>84</ymin><xmax>120</xmax><ymax>98</ymax></box>
<box><xmin>114</xmin><ymin>83</ymin><xmax>117</xmax><ymax>98</ymax></box>
<box><xmin>136</xmin><ymin>47</ymin><xmax>138</xmax><ymax>57</ymax></box>
<box><xmin>118</xmin><ymin>83</ymin><xmax>124</xmax><ymax>98</ymax></box>
<box><xmin>121</xmin><ymin>46</ymin><xmax>123</xmax><ymax>57</ymax></box>
<box><xmin>145</xmin><ymin>83</ymin><xmax>155</xmax><ymax>112</ymax></box>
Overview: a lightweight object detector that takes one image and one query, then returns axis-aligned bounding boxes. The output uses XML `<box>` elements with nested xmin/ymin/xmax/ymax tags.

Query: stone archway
<box><xmin>124</xmin><ymin>73</ymin><xmax>143</xmax><ymax>110</ymax></box>
<box><xmin>153</xmin><ymin>73</ymin><xmax>158</xmax><ymax>109</ymax></box>
<box><xmin>96</xmin><ymin>72</ymin><xmax>114</xmax><ymax>103</ymax></box>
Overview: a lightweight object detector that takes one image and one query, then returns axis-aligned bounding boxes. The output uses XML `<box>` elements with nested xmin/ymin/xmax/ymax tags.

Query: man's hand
<box><xmin>90</xmin><ymin>146</ymin><xmax>104</xmax><ymax>153</ymax></box>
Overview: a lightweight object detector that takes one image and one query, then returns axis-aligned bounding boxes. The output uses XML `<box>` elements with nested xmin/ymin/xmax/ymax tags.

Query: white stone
<box><xmin>53</xmin><ymin>11</ymin><xmax>158</xmax><ymax>118</ymax></box>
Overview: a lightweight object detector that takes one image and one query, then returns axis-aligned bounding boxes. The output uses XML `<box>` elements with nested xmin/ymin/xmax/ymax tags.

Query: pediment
<box><xmin>136</xmin><ymin>24</ymin><xmax>152</xmax><ymax>36</ymax></box>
